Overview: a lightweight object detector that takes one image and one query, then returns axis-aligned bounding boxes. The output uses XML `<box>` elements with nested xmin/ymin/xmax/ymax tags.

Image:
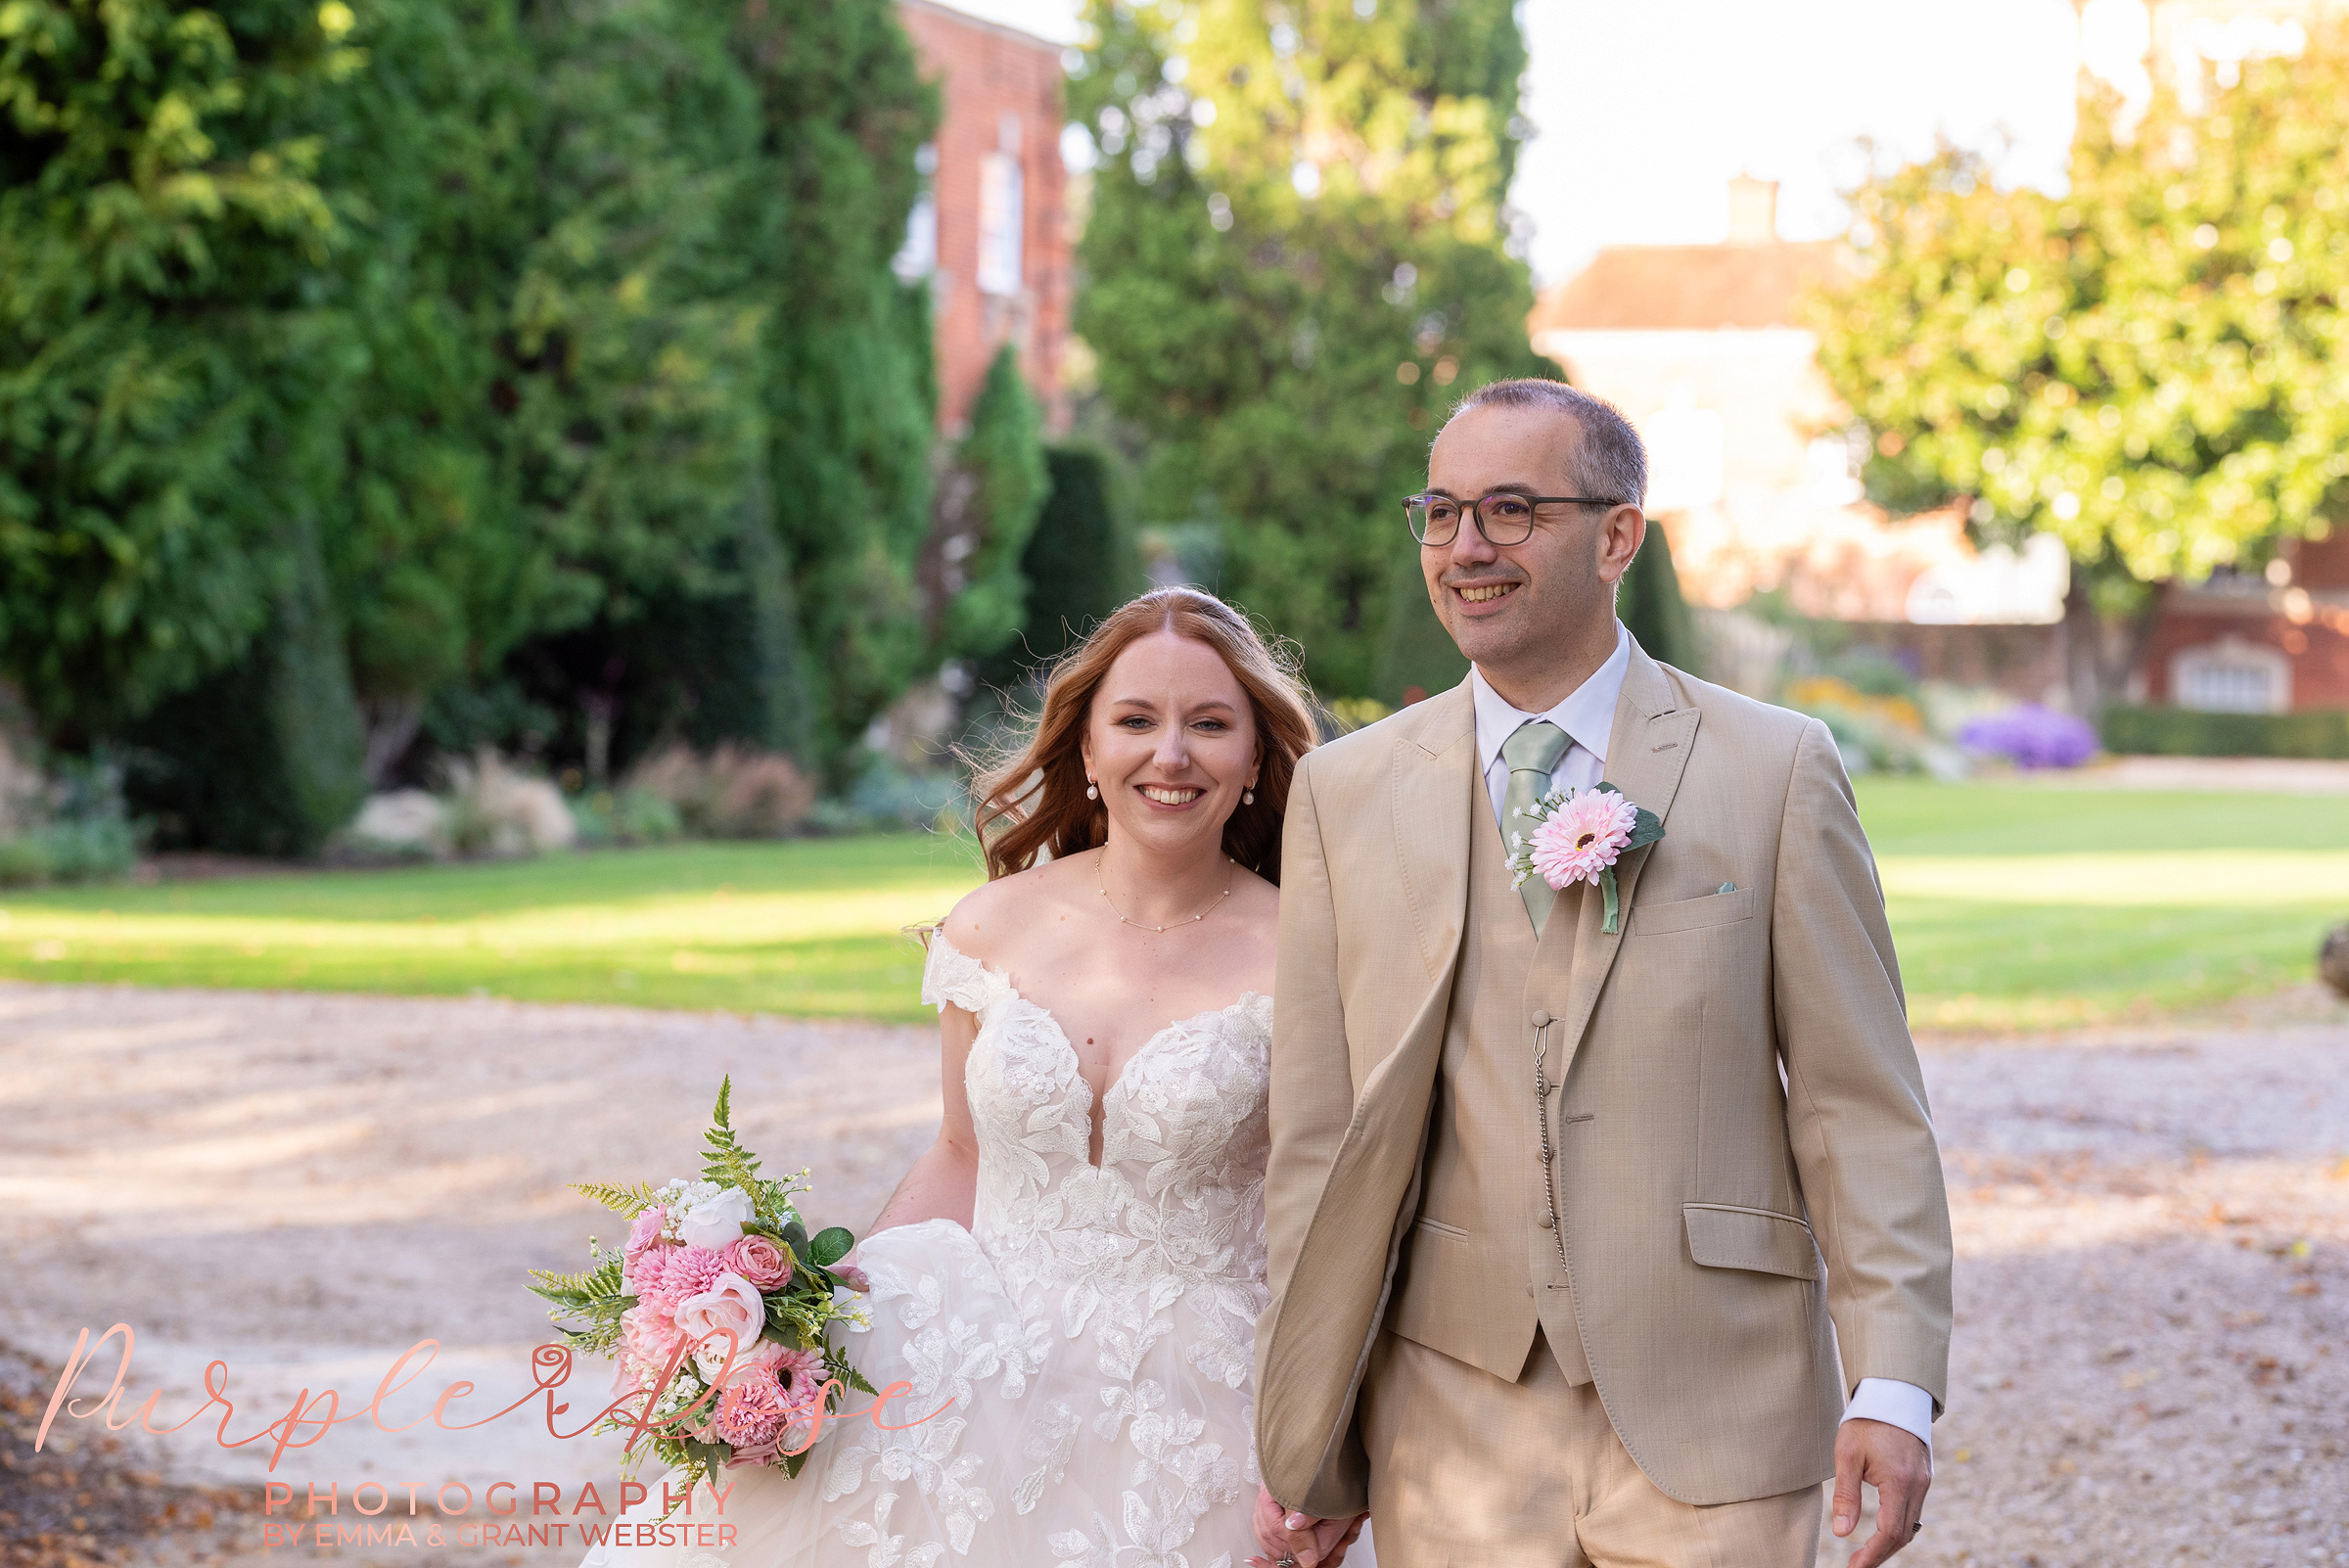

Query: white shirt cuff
<box><xmin>1841</xmin><ymin>1377</ymin><xmax>1935</xmax><ymax>1468</ymax></box>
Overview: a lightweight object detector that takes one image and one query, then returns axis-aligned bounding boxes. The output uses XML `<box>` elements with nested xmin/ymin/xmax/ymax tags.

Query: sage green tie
<box><xmin>1500</xmin><ymin>719</ymin><xmax>1573</xmax><ymax>934</ymax></box>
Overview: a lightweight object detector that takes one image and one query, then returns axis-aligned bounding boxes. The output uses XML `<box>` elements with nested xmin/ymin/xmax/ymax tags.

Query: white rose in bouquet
<box><xmin>677</xmin><ymin>1184</ymin><xmax>758</xmax><ymax>1250</ymax></box>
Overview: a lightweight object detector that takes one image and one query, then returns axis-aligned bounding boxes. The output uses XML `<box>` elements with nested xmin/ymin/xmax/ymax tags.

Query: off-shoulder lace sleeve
<box><xmin>919</xmin><ymin>932</ymin><xmax>1010</xmax><ymax>1016</ymax></box>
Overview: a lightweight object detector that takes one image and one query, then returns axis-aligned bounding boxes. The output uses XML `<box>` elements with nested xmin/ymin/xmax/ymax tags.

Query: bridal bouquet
<box><xmin>1507</xmin><ymin>782</ymin><xmax>1665</xmax><ymax>933</ymax></box>
<box><xmin>529</xmin><ymin>1077</ymin><xmax>876</xmax><ymax>1491</ymax></box>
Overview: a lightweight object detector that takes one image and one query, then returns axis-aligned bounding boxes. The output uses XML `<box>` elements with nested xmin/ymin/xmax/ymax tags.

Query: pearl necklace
<box><xmin>1095</xmin><ymin>849</ymin><xmax>1233</xmax><ymax>933</ymax></box>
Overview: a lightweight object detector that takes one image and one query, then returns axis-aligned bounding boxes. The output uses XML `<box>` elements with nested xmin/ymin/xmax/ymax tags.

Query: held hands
<box><xmin>1831</xmin><ymin>1418</ymin><xmax>1931</xmax><ymax>1568</ymax></box>
<box><xmin>1245</xmin><ymin>1486</ymin><xmax>1367</xmax><ymax>1568</ymax></box>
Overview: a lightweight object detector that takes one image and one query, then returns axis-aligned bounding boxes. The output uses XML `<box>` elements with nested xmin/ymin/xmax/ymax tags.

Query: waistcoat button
<box><xmin>1538</xmin><ymin>1213</ymin><xmax>1555</xmax><ymax>1228</ymax></box>
<box><xmin>1530</xmin><ymin>1009</ymin><xmax>1553</xmax><ymax>1028</ymax></box>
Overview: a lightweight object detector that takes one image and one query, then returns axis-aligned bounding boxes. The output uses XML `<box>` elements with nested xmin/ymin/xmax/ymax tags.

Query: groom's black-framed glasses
<box><xmin>1404</xmin><ymin>491</ymin><xmax>1630</xmax><ymax>547</ymax></box>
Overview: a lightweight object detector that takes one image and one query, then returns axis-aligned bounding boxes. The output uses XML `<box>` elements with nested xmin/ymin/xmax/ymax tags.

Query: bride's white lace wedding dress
<box><xmin>588</xmin><ymin>933</ymin><xmax>1368</xmax><ymax>1568</ymax></box>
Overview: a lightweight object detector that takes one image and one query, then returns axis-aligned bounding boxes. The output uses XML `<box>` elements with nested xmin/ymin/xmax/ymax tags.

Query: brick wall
<box><xmin>897</xmin><ymin>0</ymin><xmax>1070</xmax><ymax>436</ymax></box>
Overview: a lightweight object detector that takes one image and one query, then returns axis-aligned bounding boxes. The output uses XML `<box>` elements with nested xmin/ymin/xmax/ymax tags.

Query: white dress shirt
<box><xmin>1466</xmin><ymin>621</ymin><xmax>1936</xmax><ymax>1463</ymax></box>
<box><xmin>1469</xmin><ymin>622</ymin><xmax>1632</xmax><ymax>830</ymax></box>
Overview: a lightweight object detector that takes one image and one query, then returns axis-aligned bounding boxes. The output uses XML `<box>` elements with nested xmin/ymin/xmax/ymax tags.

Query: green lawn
<box><xmin>0</xmin><ymin>784</ymin><xmax>2342</xmax><ymax>1031</ymax></box>
<box><xmin>0</xmin><ymin>835</ymin><xmax>984</xmax><ymax>1022</ymax></box>
<box><xmin>1854</xmin><ymin>779</ymin><xmax>2349</xmax><ymax>1031</ymax></box>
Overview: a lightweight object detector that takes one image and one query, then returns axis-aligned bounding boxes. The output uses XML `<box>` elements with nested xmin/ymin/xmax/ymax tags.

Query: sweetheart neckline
<box><xmin>934</xmin><ymin>936</ymin><xmax>1268</xmax><ymax>1170</ymax></box>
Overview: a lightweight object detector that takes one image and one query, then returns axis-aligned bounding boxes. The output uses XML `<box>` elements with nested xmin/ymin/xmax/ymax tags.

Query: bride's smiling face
<box><xmin>1082</xmin><ymin>629</ymin><xmax>1260</xmax><ymax>856</ymax></box>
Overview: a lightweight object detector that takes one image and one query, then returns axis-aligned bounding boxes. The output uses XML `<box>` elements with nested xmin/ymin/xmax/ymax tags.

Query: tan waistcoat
<box><xmin>1383</xmin><ymin>770</ymin><xmax>1595</xmax><ymax>1385</ymax></box>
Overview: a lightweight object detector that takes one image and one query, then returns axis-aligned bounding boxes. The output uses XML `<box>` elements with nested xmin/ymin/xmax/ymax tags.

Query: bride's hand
<box><xmin>1246</xmin><ymin>1487</ymin><xmax>1365</xmax><ymax>1568</ymax></box>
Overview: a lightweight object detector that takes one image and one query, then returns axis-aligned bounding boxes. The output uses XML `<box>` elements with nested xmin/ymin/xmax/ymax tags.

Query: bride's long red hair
<box><xmin>970</xmin><ymin>589</ymin><xmax>1317</xmax><ymax>884</ymax></box>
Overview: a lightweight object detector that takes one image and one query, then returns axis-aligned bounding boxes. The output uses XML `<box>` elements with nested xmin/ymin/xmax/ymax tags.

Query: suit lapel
<box><xmin>1388</xmin><ymin>680</ymin><xmax>1476</xmax><ymax>985</ymax></box>
<box><xmin>1547</xmin><ymin>641</ymin><xmax>1699</xmax><ymax>1074</ymax></box>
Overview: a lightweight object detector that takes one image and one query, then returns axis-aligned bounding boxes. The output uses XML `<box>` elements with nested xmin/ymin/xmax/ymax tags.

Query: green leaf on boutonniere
<box><xmin>1591</xmin><ymin>783</ymin><xmax>1666</xmax><ymax>933</ymax></box>
<box><xmin>1592</xmin><ymin>782</ymin><xmax>1666</xmax><ymax>853</ymax></box>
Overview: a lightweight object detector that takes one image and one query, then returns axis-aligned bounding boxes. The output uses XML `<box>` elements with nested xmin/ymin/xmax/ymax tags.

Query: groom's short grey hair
<box><xmin>1444</xmin><ymin>379</ymin><xmax>1648</xmax><ymax>509</ymax></box>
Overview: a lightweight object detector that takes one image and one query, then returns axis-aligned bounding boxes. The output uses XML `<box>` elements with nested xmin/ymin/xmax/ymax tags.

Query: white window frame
<box><xmin>2171</xmin><ymin>635</ymin><xmax>2290</xmax><ymax>715</ymax></box>
<box><xmin>977</xmin><ymin>152</ymin><xmax>1024</xmax><ymax>298</ymax></box>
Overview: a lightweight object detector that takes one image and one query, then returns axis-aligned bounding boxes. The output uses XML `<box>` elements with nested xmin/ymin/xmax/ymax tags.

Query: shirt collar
<box><xmin>1470</xmin><ymin>621</ymin><xmax>1632</xmax><ymax>776</ymax></box>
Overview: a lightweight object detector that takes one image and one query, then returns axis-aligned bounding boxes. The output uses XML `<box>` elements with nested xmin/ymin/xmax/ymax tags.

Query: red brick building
<box><xmin>2134</xmin><ymin>530</ymin><xmax>2349</xmax><ymax>713</ymax></box>
<box><xmin>895</xmin><ymin>0</ymin><xmax>1071</xmax><ymax>435</ymax></box>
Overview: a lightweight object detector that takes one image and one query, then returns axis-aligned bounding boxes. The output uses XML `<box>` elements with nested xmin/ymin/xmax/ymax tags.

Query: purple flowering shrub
<box><xmin>1956</xmin><ymin>705</ymin><xmax>2099</xmax><ymax>769</ymax></box>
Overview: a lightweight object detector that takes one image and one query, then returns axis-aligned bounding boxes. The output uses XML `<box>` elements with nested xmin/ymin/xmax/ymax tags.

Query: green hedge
<box><xmin>2101</xmin><ymin>705</ymin><xmax>2349</xmax><ymax>759</ymax></box>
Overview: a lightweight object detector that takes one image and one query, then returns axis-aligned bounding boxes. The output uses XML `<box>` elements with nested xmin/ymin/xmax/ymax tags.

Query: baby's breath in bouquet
<box><xmin>529</xmin><ymin>1077</ymin><xmax>875</xmax><ymax>1494</ymax></box>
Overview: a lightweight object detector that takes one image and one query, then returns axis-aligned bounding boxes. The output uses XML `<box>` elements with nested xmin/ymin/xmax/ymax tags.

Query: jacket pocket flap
<box><xmin>1683</xmin><ymin>1203</ymin><xmax>1821</xmax><ymax>1280</ymax></box>
<box><xmin>1633</xmin><ymin>886</ymin><xmax>1755</xmax><ymax>936</ymax></box>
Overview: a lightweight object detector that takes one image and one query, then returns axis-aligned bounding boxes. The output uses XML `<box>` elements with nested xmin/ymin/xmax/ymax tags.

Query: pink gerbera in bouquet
<box><xmin>529</xmin><ymin>1077</ymin><xmax>874</xmax><ymax>1492</ymax></box>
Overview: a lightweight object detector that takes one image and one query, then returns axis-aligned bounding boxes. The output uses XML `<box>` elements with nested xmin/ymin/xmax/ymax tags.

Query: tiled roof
<box><xmin>1529</xmin><ymin>240</ymin><xmax>1854</xmax><ymax>334</ymax></box>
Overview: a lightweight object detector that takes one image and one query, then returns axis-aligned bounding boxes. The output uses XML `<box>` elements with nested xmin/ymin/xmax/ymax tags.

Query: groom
<box><xmin>1250</xmin><ymin>379</ymin><xmax>1953</xmax><ymax>1568</ymax></box>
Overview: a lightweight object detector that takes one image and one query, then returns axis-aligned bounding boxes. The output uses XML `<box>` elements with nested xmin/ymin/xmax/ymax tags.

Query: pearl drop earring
<box><xmin>1085</xmin><ymin>780</ymin><xmax>1098</xmax><ymax>801</ymax></box>
<box><xmin>1242</xmin><ymin>787</ymin><xmax>1255</xmax><ymax>806</ymax></box>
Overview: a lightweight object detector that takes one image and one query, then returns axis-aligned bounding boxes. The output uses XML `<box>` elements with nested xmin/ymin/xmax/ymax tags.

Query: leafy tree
<box><xmin>1071</xmin><ymin>0</ymin><xmax>1552</xmax><ymax>702</ymax></box>
<box><xmin>1813</xmin><ymin>29</ymin><xmax>2349</xmax><ymax>711</ymax></box>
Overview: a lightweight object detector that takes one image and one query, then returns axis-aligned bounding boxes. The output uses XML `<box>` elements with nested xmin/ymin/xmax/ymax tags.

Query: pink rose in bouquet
<box><xmin>624</xmin><ymin>1208</ymin><xmax>668</xmax><ymax>1262</ymax></box>
<box><xmin>674</xmin><ymin>1273</ymin><xmax>765</xmax><ymax>1360</ymax></box>
<box><xmin>723</xmin><ymin>1233</ymin><xmax>794</xmax><ymax>1290</ymax></box>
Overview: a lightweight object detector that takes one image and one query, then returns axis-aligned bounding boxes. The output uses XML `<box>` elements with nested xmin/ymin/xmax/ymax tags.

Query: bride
<box><xmin>587</xmin><ymin>588</ymin><xmax>1368</xmax><ymax>1568</ymax></box>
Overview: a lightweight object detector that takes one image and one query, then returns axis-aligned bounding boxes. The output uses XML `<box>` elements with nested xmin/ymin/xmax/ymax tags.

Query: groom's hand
<box><xmin>1831</xmin><ymin>1418</ymin><xmax>1930</xmax><ymax>1567</ymax></box>
<box><xmin>1246</xmin><ymin>1487</ymin><xmax>1366</xmax><ymax>1568</ymax></box>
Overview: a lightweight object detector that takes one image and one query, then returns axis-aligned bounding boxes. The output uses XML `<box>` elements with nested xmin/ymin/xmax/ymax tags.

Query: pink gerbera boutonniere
<box><xmin>1507</xmin><ymin>781</ymin><xmax>1666</xmax><ymax>934</ymax></box>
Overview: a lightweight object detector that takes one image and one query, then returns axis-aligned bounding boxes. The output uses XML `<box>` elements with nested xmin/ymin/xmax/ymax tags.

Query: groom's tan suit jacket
<box><xmin>1252</xmin><ymin>640</ymin><xmax>1953</xmax><ymax>1516</ymax></box>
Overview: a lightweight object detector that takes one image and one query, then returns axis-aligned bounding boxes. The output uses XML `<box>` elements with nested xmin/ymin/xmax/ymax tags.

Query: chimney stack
<box><xmin>1727</xmin><ymin>174</ymin><xmax>1778</xmax><ymax>246</ymax></box>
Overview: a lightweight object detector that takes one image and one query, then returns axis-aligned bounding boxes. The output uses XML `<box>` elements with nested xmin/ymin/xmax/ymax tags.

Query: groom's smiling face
<box><xmin>1422</xmin><ymin>402</ymin><xmax>1632</xmax><ymax>695</ymax></box>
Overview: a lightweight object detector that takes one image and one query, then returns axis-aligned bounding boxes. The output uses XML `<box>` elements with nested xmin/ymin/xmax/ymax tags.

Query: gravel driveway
<box><xmin>2</xmin><ymin>982</ymin><xmax>2342</xmax><ymax>1567</ymax></box>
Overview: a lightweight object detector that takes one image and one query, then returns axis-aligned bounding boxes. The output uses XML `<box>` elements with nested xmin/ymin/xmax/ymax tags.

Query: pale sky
<box><xmin>941</xmin><ymin>0</ymin><xmax>2151</xmax><ymax>286</ymax></box>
